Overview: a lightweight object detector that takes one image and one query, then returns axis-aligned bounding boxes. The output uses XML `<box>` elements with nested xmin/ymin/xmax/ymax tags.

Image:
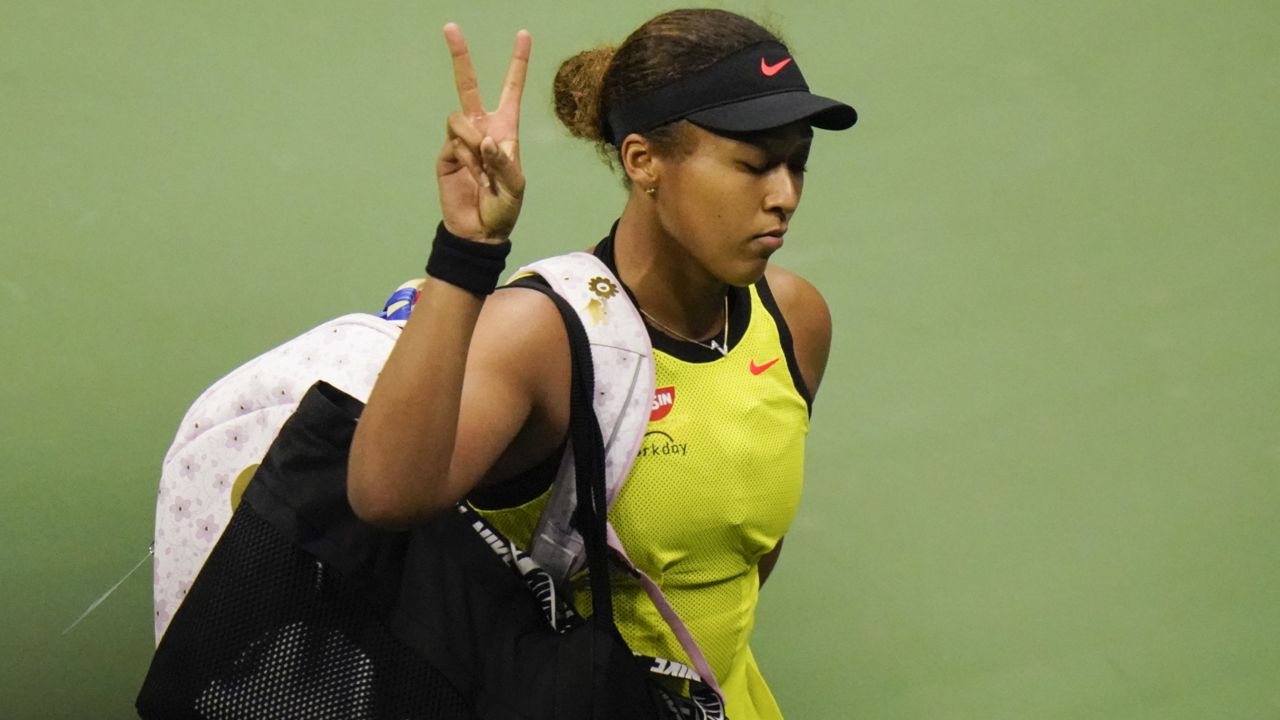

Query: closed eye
<box><xmin>739</xmin><ymin>160</ymin><xmax>808</xmax><ymax>176</ymax></box>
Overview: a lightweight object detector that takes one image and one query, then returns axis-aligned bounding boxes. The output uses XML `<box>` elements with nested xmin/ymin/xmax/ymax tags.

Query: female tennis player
<box><xmin>348</xmin><ymin>9</ymin><xmax>856</xmax><ymax>718</ymax></box>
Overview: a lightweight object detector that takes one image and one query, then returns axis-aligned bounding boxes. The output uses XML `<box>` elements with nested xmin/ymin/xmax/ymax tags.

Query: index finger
<box><xmin>497</xmin><ymin>30</ymin><xmax>532</xmax><ymax>116</ymax></box>
<box><xmin>443</xmin><ymin>22</ymin><xmax>484</xmax><ymax>116</ymax></box>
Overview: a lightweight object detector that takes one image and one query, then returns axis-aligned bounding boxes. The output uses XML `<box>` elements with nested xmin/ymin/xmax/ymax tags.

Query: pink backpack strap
<box><xmin>606</xmin><ymin>524</ymin><xmax>726</xmax><ymax>700</ymax></box>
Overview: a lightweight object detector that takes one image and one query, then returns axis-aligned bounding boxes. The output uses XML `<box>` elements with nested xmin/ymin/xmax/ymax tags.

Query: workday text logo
<box><xmin>639</xmin><ymin>431</ymin><xmax>688</xmax><ymax>458</ymax></box>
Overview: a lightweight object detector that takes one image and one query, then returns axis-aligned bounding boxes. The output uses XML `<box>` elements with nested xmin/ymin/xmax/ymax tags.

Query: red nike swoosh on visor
<box><xmin>750</xmin><ymin>358</ymin><xmax>781</xmax><ymax>375</ymax></box>
<box><xmin>760</xmin><ymin>57</ymin><xmax>793</xmax><ymax>77</ymax></box>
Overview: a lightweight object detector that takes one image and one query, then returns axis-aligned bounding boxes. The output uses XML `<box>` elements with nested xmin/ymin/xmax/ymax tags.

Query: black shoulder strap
<box><xmin>507</xmin><ymin>277</ymin><xmax>614</xmax><ymax>624</ymax></box>
<box><xmin>511</xmin><ymin>276</ymin><xmax>629</xmax><ymax>717</ymax></box>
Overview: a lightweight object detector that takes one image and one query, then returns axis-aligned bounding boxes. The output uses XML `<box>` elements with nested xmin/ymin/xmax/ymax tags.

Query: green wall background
<box><xmin>2</xmin><ymin>1</ymin><xmax>1277</xmax><ymax>717</ymax></box>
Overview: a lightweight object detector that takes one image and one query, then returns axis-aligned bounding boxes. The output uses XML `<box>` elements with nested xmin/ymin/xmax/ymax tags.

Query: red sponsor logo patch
<box><xmin>650</xmin><ymin>386</ymin><xmax>676</xmax><ymax>422</ymax></box>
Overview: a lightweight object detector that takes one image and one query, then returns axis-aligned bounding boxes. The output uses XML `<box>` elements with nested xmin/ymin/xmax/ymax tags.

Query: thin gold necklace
<box><xmin>637</xmin><ymin>295</ymin><xmax>730</xmax><ymax>356</ymax></box>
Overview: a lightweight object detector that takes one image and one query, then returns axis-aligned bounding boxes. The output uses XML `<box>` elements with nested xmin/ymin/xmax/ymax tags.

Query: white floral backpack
<box><xmin>154</xmin><ymin>253</ymin><xmax>652</xmax><ymax>635</ymax></box>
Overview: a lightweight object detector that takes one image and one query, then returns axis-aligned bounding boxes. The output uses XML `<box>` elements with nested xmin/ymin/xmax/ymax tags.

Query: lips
<box><xmin>753</xmin><ymin>229</ymin><xmax>786</xmax><ymax>253</ymax></box>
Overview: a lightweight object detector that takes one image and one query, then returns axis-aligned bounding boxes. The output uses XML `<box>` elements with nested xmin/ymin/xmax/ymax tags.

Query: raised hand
<box><xmin>437</xmin><ymin>23</ymin><xmax>531</xmax><ymax>243</ymax></box>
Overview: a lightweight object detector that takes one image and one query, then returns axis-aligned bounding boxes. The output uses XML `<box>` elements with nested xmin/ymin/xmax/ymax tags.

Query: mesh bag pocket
<box><xmin>137</xmin><ymin>501</ymin><xmax>472</xmax><ymax>719</ymax></box>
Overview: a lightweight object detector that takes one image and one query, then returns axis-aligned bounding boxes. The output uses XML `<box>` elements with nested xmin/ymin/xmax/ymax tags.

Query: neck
<box><xmin>614</xmin><ymin>198</ymin><xmax>728</xmax><ymax>341</ymax></box>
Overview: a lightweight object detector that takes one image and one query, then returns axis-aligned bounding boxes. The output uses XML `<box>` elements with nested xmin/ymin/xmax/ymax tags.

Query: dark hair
<box><xmin>553</xmin><ymin>9</ymin><xmax>781</xmax><ymax>165</ymax></box>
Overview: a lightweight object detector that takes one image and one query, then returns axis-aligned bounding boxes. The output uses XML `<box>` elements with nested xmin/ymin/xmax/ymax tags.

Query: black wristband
<box><xmin>424</xmin><ymin>222</ymin><xmax>512</xmax><ymax>297</ymax></box>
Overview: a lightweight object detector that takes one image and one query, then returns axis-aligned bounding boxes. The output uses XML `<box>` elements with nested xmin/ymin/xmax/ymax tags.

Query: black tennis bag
<box><xmin>136</xmin><ymin>289</ymin><xmax>684</xmax><ymax>719</ymax></box>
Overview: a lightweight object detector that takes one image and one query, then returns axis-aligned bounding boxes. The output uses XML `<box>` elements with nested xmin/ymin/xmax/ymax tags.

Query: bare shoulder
<box><xmin>474</xmin><ymin>283</ymin><xmax>569</xmax><ymax>358</ymax></box>
<box><xmin>763</xmin><ymin>265</ymin><xmax>831</xmax><ymax>321</ymax></box>
<box><xmin>763</xmin><ymin>264</ymin><xmax>833</xmax><ymax>397</ymax></box>
<box><xmin>471</xmin><ymin>282</ymin><xmax>572</xmax><ymax>418</ymax></box>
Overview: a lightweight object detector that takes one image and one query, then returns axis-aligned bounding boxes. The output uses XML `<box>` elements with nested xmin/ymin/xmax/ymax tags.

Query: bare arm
<box><xmin>347</xmin><ymin>25</ymin><xmax>555</xmax><ymax>528</ymax></box>
<box><xmin>349</xmin><ymin>284</ymin><xmax>569</xmax><ymax>527</ymax></box>
<box><xmin>759</xmin><ymin>265</ymin><xmax>833</xmax><ymax>585</ymax></box>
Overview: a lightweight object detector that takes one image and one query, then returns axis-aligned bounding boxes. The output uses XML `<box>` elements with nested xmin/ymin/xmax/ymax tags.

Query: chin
<box><xmin>723</xmin><ymin>259</ymin><xmax>770</xmax><ymax>287</ymax></box>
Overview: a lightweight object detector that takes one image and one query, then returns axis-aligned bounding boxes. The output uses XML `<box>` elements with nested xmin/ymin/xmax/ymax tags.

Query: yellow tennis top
<box><xmin>477</xmin><ymin>280</ymin><xmax>809</xmax><ymax>720</ymax></box>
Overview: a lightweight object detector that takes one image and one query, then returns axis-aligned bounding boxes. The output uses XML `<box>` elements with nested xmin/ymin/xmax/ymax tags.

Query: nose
<box><xmin>763</xmin><ymin>166</ymin><xmax>802</xmax><ymax>221</ymax></box>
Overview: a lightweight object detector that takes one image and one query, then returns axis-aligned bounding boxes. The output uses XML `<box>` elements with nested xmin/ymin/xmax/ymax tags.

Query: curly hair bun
<box><xmin>553</xmin><ymin>46</ymin><xmax>616</xmax><ymax>143</ymax></box>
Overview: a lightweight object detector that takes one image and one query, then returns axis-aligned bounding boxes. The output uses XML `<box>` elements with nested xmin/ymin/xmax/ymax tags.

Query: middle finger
<box><xmin>497</xmin><ymin>30</ymin><xmax>532</xmax><ymax>119</ymax></box>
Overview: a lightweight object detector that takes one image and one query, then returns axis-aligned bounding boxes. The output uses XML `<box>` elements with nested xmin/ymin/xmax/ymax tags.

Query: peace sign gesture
<box><xmin>437</xmin><ymin>24</ymin><xmax>531</xmax><ymax>243</ymax></box>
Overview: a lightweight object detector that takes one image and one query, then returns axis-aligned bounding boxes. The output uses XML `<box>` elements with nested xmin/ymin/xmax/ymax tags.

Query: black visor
<box><xmin>604</xmin><ymin>41</ymin><xmax>857</xmax><ymax>146</ymax></box>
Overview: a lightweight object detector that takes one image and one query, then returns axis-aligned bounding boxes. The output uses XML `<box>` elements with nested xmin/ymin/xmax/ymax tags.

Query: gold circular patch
<box><xmin>230</xmin><ymin>464</ymin><xmax>259</xmax><ymax>511</ymax></box>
